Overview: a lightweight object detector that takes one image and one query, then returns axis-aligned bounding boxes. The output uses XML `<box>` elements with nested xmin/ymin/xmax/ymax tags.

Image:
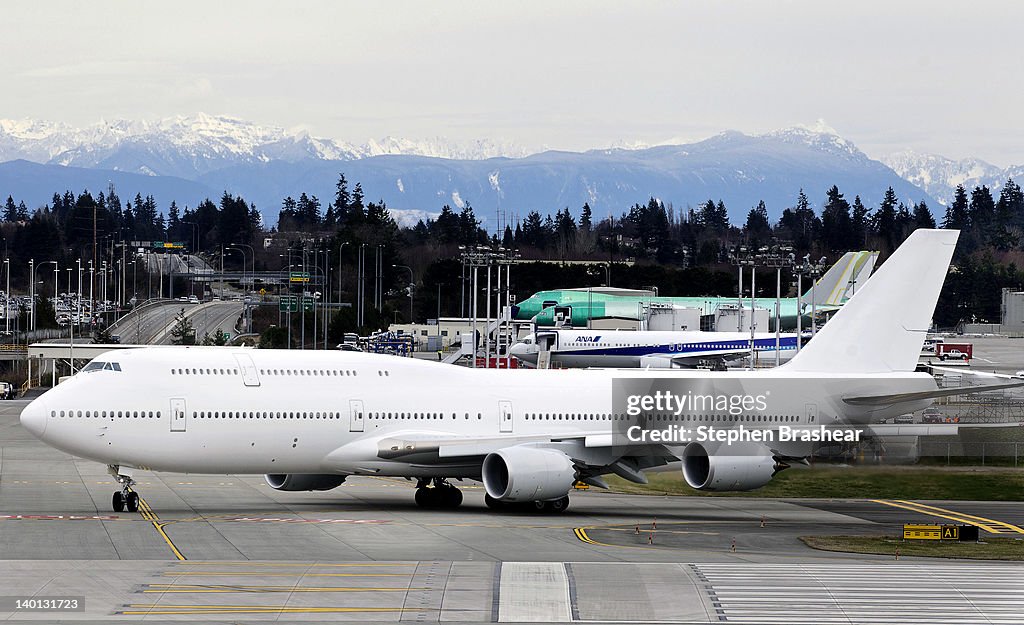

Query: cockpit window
<box><xmin>82</xmin><ymin>361</ymin><xmax>122</xmax><ymax>373</ymax></box>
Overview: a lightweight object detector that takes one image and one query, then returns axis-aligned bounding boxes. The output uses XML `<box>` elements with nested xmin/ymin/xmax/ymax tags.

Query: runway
<box><xmin>3</xmin><ymin>399</ymin><xmax>1024</xmax><ymax>623</ymax></box>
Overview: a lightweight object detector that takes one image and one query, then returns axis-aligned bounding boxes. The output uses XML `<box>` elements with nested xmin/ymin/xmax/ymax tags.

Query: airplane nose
<box><xmin>20</xmin><ymin>395</ymin><xmax>48</xmax><ymax>438</ymax></box>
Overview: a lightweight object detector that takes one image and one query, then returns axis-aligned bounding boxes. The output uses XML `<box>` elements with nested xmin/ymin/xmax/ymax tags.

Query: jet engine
<box><xmin>681</xmin><ymin>441</ymin><xmax>781</xmax><ymax>491</ymax></box>
<box><xmin>264</xmin><ymin>474</ymin><xmax>347</xmax><ymax>491</ymax></box>
<box><xmin>482</xmin><ymin>446</ymin><xmax>576</xmax><ymax>502</ymax></box>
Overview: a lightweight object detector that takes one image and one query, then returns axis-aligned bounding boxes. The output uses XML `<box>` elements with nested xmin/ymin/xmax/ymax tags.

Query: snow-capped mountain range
<box><xmin>0</xmin><ymin>113</ymin><xmax>1003</xmax><ymax>228</ymax></box>
<box><xmin>0</xmin><ymin>114</ymin><xmax>532</xmax><ymax>178</ymax></box>
<box><xmin>880</xmin><ymin>150</ymin><xmax>1024</xmax><ymax>205</ymax></box>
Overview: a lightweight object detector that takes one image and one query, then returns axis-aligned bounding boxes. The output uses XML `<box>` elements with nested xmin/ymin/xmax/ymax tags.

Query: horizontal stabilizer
<box><xmin>865</xmin><ymin>422</ymin><xmax>1024</xmax><ymax>437</ymax></box>
<box><xmin>844</xmin><ymin>380</ymin><xmax>1024</xmax><ymax>406</ymax></box>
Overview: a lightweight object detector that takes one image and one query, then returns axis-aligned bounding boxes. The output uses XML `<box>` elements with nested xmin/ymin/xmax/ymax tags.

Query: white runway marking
<box><xmin>696</xmin><ymin>563</ymin><xmax>1024</xmax><ymax>624</ymax></box>
<box><xmin>498</xmin><ymin>562</ymin><xmax>572</xmax><ymax>622</ymax></box>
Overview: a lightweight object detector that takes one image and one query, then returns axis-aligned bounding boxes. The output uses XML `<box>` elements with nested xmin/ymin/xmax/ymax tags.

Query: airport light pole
<box><xmin>3</xmin><ymin>258</ymin><xmax>8</xmax><ymax>335</ymax></box>
<box><xmin>756</xmin><ymin>244</ymin><xmax>794</xmax><ymax>367</ymax></box>
<box><xmin>393</xmin><ymin>264</ymin><xmax>414</xmax><ymax>323</ymax></box>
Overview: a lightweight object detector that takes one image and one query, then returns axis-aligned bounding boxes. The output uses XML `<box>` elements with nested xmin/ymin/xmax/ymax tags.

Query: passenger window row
<box><xmin>171</xmin><ymin>368</ymin><xmax>359</xmax><ymax>377</ymax></box>
<box><xmin>523</xmin><ymin>413</ymin><xmax>805</xmax><ymax>422</ymax></box>
<box><xmin>193</xmin><ymin>411</ymin><xmax>339</xmax><ymax>419</ymax></box>
<box><xmin>369</xmin><ymin>412</ymin><xmax>481</xmax><ymax>420</ymax></box>
<box><xmin>173</xmin><ymin>368</ymin><xmax>238</xmax><ymax>376</ymax></box>
<box><xmin>259</xmin><ymin>369</ymin><xmax>357</xmax><ymax>377</ymax></box>
<box><xmin>51</xmin><ymin>410</ymin><xmax>159</xmax><ymax>419</ymax></box>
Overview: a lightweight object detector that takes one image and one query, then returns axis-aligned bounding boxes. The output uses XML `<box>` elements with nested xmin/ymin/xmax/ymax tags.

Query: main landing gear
<box><xmin>484</xmin><ymin>494</ymin><xmax>570</xmax><ymax>514</ymax></box>
<box><xmin>108</xmin><ymin>465</ymin><xmax>139</xmax><ymax>513</ymax></box>
<box><xmin>414</xmin><ymin>478</ymin><xmax>464</xmax><ymax>509</ymax></box>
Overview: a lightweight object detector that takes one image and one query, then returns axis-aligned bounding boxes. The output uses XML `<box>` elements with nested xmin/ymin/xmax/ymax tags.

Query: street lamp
<box><xmin>3</xmin><ymin>258</ymin><xmax>8</xmax><ymax>335</ymax></box>
<box><xmin>229</xmin><ymin>243</ymin><xmax>255</xmax><ymax>295</ymax></box>
<box><xmin>224</xmin><ymin>247</ymin><xmax>246</xmax><ymax>295</ymax></box>
<box><xmin>393</xmin><ymin>264</ymin><xmax>414</xmax><ymax>322</ymax></box>
<box><xmin>31</xmin><ymin>260</ymin><xmax>58</xmax><ymax>332</ymax></box>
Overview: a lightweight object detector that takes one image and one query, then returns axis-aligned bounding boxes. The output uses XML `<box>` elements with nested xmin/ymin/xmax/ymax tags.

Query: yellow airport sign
<box><xmin>903</xmin><ymin>524</ymin><xmax>942</xmax><ymax>540</ymax></box>
<box><xmin>903</xmin><ymin>523</ymin><xmax>963</xmax><ymax>540</ymax></box>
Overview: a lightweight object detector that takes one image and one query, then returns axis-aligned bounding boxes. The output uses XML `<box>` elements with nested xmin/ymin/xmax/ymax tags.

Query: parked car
<box><xmin>0</xmin><ymin>382</ymin><xmax>14</xmax><ymax>400</ymax></box>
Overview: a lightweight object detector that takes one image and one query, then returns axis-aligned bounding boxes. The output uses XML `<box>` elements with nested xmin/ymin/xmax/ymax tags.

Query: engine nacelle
<box><xmin>681</xmin><ymin>441</ymin><xmax>779</xmax><ymax>492</ymax></box>
<box><xmin>264</xmin><ymin>474</ymin><xmax>347</xmax><ymax>492</ymax></box>
<box><xmin>482</xmin><ymin>446</ymin><xmax>576</xmax><ymax>502</ymax></box>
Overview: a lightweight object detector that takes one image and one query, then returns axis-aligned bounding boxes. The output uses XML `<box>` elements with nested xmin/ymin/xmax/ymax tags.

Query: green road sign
<box><xmin>289</xmin><ymin>272</ymin><xmax>310</xmax><ymax>283</ymax></box>
<box><xmin>279</xmin><ymin>295</ymin><xmax>299</xmax><ymax>312</ymax></box>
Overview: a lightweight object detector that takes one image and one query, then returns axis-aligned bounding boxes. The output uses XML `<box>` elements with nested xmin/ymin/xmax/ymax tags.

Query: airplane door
<box><xmin>170</xmin><ymin>398</ymin><xmax>187</xmax><ymax>432</ymax></box>
<box><xmin>805</xmin><ymin>403</ymin><xmax>817</xmax><ymax>424</ymax></box>
<box><xmin>349</xmin><ymin>400</ymin><xmax>365</xmax><ymax>432</ymax></box>
<box><xmin>499</xmin><ymin>400</ymin><xmax>513</xmax><ymax>433</ymax></box>
<box><xmin>233</xmin><ymin>353</ymin><xmax>260</xmax><ymax>387</ymax></box>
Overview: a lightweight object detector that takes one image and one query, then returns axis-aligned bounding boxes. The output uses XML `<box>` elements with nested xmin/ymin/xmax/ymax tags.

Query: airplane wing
<box><xmin>843</xmin><ymin>380</ymin><xmax>1024</xmax><ymax>406</ymax></box>
<box><xmin>639</xmin><ymin>350</ymin><xmax>745</xmax><ymax>368</ymax></box>
<box><xmin>347</xmin><ymin>429</ymin><xmax>677</xmax><ymax>481</ymax></box>
<box><xmin>863</xmin><ymin>422</ymin><xmax>1024</xmax><ymax>437</ymax></box>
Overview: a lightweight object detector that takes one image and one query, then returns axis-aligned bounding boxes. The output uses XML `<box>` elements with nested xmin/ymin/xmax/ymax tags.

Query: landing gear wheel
<box><xmin>531</xmin><ymin>500</ymin><xmax>548</xmax><ymax>513</ymax></box>
<box><xmin>112</xmin><ymin>491</ymin><xmax>125</xmax><ymax>513</ymax></box>
<box><xmin>442</xmin><ymin>486</ymin><xmax>463</xmax><ymax>508</ymax></box>
<box><xmin>126</xmin><ymin>491</ymin><xmax>139</xmax><ymax>513</ymax></box>
<box><xmin>415</xmin><ymin>478</ymin><xmax>463</xmax><ymax>509</ymax></box>
<box><xmin>547</xmin><ymin>496</ymin><xmax>570</xmax><ymax>513</ymax></box>
<box><xmin>484</xmin><ymin>494</ymin><xmax>504</xmax><ymax>511</ymax></box>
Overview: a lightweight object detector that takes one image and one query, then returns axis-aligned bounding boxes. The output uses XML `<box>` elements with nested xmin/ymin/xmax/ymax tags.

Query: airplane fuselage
<box><xmin>23</xmin><ymin>347</ymin><xmax>935</xmax><ymax>477</ymax></box>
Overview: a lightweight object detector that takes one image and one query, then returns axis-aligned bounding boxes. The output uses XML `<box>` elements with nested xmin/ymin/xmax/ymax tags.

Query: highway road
<box><xmin>109</xmin><ymin>300</ymin><xmax>244</xmax><ymax>345</ymax></box>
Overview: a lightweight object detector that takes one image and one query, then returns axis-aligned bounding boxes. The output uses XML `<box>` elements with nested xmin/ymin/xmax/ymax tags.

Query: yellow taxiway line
<box><xmin>133</xmin><ymin>492</ymin><xmax>187</xmax><ymax>560</ymax></box>
<box><xmin>872</xmin><ymin>499</ymin><xmax>1024</xmax><ymax>534</ymax></box>
<box><xmin>143</xmin><ymin>584</ymin><xmax>424</xmax><ymax>593</ymax></box>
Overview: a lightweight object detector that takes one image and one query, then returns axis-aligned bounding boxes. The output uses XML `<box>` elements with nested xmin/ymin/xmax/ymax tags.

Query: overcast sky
<box><xmin>5</xmin><ymin>1</ymin><xmax>1022</xmax><ymax>166</ymax></box>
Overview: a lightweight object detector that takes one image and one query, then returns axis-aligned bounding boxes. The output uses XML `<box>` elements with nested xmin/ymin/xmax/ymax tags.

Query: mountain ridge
<box><xmin>0</xmin><ymin>114</ymin><xmax>946</xmax><ymax>227</ymax></box>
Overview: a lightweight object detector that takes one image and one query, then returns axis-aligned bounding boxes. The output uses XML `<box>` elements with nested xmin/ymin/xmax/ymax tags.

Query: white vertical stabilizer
<box><xmin>803</xmin><ymin>251</ymin><xmax>855</xmax><ymax>306</ymax></box>
<box><xmin>786</xmin><ymin>229</ymin><xmax>959</xmax><ymax>374</ymax></box>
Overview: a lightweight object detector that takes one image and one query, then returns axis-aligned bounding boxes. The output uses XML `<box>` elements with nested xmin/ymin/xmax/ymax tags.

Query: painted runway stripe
<box><xmin>142</xmin><ymin>584</ymin><xmax>424</xmax><ymax>593</ymax></box>
<box><xmin>119</xmin><ymin>605</ymin><xmax>409</xmax><ymax>615</ymax></box>
<box><xmin>164</xmin><ymin>571</ymin><xmax>410</xmax><ymax>577</ymax></box>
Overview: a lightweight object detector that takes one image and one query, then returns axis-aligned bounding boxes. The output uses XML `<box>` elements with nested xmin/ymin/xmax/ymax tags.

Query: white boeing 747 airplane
<box><xmin>20</xmin><ymin>230</ymin><xmax>1017</xmax><ymax>514</ymax></box>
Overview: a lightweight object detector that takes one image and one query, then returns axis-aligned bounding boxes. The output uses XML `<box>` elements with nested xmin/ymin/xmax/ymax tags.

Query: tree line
<box><xmin>3</xmin><ymin>175</ymin><xmax>1024</xmax><ymax>334</ymax></box>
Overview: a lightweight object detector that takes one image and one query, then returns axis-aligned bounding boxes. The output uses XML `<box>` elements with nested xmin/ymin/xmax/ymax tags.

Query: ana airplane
<box><xmin>20</xmin><ymin>230</ymin><xmax>1013</xmax><ymax>515</ymax></box>
<box><xmin>509</xmin><ymin>329</ymin><xmax>799</xmax><ymax>369</ymax></box>
<box><xmin>514</xmin><ymin>250</ymin><xmax>878</xmax><ymax>329</ymax></box>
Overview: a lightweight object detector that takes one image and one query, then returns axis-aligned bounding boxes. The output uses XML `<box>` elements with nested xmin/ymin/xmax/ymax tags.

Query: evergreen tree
<box><xmin>170</xmin><ymin>308</ymin><xmax>196</xmax><ymax>345</ymax></box>
<box><xmin>432</xmin><ymin>205</ymin><xmax>461</xmax><ymax>244</ymax></box>
<box><xmin>3</xmin><ymin>196</ymin><xmax>17</xmax><ymax>222</ymax></box>
<box><xmin>580</xmin><ymin>202</ymin><xmax>593</xmax><ymax>231</ymax></box>
<box><xmin>969</xmin><ymin>186</ymin><xmax>996</xmax><ymax>245</ymax></box>
<box><xmin>942</xmin><ymin>185</ymin><xmax>970</xmax><ymax>230</ymax></box>
<box><xmin>851</xmin><ymin>195</ymin><xmax>870</xmax><ymax>247</ymax></box>
<box><xmin>744</xmin><ymin>201</ymin><xmax>770</xmax><ymax>234</ymax></box>
<box><xmin>521</xmin><ymin>210</ymin><xmax>547</xmax><ymax>249</ymax></box>
<box><xmin>913</xmin><ymin>201</ymin><xmax>936</xmax><ymax>229</ymax></box>
<box><xmin>821</xmin><ymin>186</ymin><xmax>853</xmax><ymax>252</ymax></box>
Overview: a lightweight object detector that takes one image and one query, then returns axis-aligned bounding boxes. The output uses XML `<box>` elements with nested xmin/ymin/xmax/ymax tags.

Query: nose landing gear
<box><xmin>108</xmin><ymin>465</ymin><xmax>139</xmax><ymax>513</ymax></box>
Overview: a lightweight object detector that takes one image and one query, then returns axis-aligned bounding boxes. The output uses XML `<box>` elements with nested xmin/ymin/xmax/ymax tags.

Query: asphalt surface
<box><xmin>109</xmin><ymin>301</ymin><xmax>243</xmax><ymax>345</ymax></box>
<box><xmin>3</xmin><ymin>398</ymin><xmax>1024</xmax><ymax>623</ymax></box>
